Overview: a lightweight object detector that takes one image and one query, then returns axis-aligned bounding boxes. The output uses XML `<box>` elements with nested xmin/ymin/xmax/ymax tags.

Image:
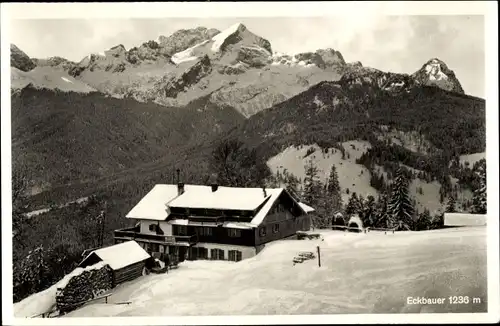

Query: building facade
<box><xmin>114</xmin><ymin>183</ymin><xmax>314</xmax><ymax>262</ymax></box>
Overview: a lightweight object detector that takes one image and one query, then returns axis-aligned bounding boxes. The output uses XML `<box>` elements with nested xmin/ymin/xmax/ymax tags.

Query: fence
<box><xmin>31</xmin><ymin>293</ymin><xmax>113</xmax><ymax>318</ymax></box>
<box><xmin>331</xmin><ymin>225</ymin><xmax>396</xmax><ymax>234</ymax></box>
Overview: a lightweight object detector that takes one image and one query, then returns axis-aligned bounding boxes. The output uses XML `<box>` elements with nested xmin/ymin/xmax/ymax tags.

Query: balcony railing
<box><xmin>114</xmin><ymin>228</ymin><xmax>198</xmax><ymax>245</ymax></box>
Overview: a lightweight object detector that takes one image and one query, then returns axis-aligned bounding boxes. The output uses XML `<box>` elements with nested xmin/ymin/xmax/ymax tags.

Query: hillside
<box><xmin>15</xmin><ymin>227</ymin><xmax>486</xmax><ymax>316</ymax></box>
<box><xmin>11</xmin><ymin>67</ymin><xmax>96</xmax><ymax>94</ymax></box>
<box><xmin>11</xmin><ymin>87</ymin><xmax>244</xmax><ymax>192</ymax></box>
<box><xmin>239</xmin><ymin>81</ymin><xmax>484</xmax><ymax>153</ymax></box>
<box><xmin>266</xmin><ymin>142</ymin><xmax>473</xmax><ymax>215</ymax></box>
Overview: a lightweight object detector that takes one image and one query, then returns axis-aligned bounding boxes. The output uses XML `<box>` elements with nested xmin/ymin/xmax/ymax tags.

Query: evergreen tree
<box><xmin>285</xmin><ymin>173</ymin><xmax>301</xmax><ymax>198</ymax></box>
<box><xmin>361</xmin><ymin>195</ymin><xmax>376</xmax><ymax>228</ymax></box>
<box><xmin>373</xmin><ymin>192</ymin><xmax>389</xmax><ymax>228</ymax></box>
<box><xmin>415</xmin><ymin>208</ymin><xmax>432</xmax><ymax>231</ymax></box>
<box><xmin>472</xmin><ymin>159</ymin><xmax>486</xmax><ymax>214</ymax></box>
<box><xmin>326</xmin><ymin>164</ymin><xmax>343</xmax><ymax>213</ymax></box>
<box><xmin>430</xmin><ymin>212</ymin><xmax>445</xmax><ymax>230</ymax></box>
<box><xmin>13</xmin><ymin>245</ymin><xmax>49</xmax><ymax>302</ymax></box>
<box><xmin>303</xmin><ymin>159</ymin><xmax>322</xmax><ymax>206</ymax></box>
<box><xmin>344</xmin><ymin>192</ymin><xmax>359</xmax><ymax>218</ymax></box>
<box><xmin>387</xmin><ymin>168</ymin><xmax>415</xmax><ymax>230</ymax></box>
<box><xmin>210</xmin><ymin>139</ymin><xmax>270</xmax><ymax>187</ymax></box>
<box><xmin>445</xmin><ymin>194</ymin><xmax>457</xmax><ymax>213</ymax></box>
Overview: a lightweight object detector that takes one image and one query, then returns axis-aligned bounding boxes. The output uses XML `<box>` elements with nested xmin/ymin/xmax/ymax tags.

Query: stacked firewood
<box><xmin>56</xmin><ymin>265</ymin><xmax>113</xmax><ymax>314</ymax></box>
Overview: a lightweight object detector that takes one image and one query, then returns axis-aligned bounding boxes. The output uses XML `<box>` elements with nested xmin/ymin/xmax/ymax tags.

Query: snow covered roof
<box><xmin>168</xmin><ymin>185</ymin><xmax>279</xmax><ymax>211</ymax></box>
<box><xmin>125</xmin><ymin>184</ymin><xmax>309</xmax><ymax>226</ymax></box>
<box><xmin>298</xmin><ymin>202</ymin><xmax>315</xmax><ymax>213</ymax></box>
<box><xmin>249</xmin><ymin>188</ymin><xmax>283</xmax><ymax>226</ymax></box>
<box><xmin>126</xmin><ymin>184</ymin><xmax>179</xmax><ymax>220</ymax></box>
<box><xmin>79</xmin><ymin>241</ymin><xmax>151</xmax><ymax>270</ymax></box>
<box><xmin>444</xmin><ymin>213</ymin><xmax>487</xmax><ymax>227</ymax></box>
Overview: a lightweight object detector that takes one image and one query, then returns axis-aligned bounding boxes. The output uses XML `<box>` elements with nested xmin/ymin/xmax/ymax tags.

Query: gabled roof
<box><xmin>79</xmin><ymin>241</ymin><xmax>151</xmax><ymax>270</ymax></box>
<box><xmin>125</xmin><ymin>184</ymin><xmax>313</xmax><ymax>226</ymax></box>
<box><xmin>298</xmin><ymin>202</ymin><xmax>315</xmax><ymax>213</ymax></box>
<box><xmin>126</xmin><ymin>184</ymin><xmax>178</xmax><ymax>220</ymax></box>
<box><xmin>168</xmin><ymin>185</ymin><xmax>278</xmax><ymax>211</ymax></box>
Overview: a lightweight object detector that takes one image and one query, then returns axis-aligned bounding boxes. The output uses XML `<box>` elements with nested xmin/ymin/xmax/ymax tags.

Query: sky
<box><xmin>10</xmin><ymin>16</ymin><xmax>484</xmax><ymax>97</ymax></box>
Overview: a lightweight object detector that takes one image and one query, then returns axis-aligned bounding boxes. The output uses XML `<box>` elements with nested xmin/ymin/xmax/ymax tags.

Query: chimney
<box><xmin>177</xmin><ymin>182</ymin><xmax>185</xmax><ymax>196</ymax></box>
<box><xmin>208</xmin><ymin>173</ymin><xmax>218</xmax><ymax>192</ymax></box>
<box><xmin>262</xmin><ymin>186</ymin><xmax>267</xmax><ymax>197</ymax></box>
<box><xmin>176</xmin><ymin>168</ymin><xmax>181</xmax><ymax>183</ymax></box>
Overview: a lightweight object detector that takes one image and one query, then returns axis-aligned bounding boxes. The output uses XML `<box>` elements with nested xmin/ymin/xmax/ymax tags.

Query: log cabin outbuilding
<box><xmin>78</xmin><ymin>240</ymin><xmax>152</xmax><ymax>287</ymax></box>
<box><xmin>443</xmin><ymin>213</ymin><xmax>487</xmax><ymax>227</ymax></box>
<box><xmin>114</xmin><ymin>183</ymin><xmax>315</xmax><ymax>263</ymax></box>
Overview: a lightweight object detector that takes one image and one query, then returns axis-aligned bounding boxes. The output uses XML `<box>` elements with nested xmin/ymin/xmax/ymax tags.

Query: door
<box><xmin>178</xmin><ymin>247</ymin><xmax>187</xmax><ymax>262</ymax></box>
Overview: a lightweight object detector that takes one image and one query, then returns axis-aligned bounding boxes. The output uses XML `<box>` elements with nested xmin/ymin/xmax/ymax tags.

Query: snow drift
<box><xmin>14</xmin><ymin>262</ymin><xmax>107</xmax><ymax>318</ymax></box>
<box><xmin>53</xmin><ymin>226</ymin><xmax>488</xmax><ymax>317</ymax></box>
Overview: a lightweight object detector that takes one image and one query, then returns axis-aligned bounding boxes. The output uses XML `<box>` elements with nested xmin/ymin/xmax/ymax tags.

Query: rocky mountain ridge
<box><xmin>11</xmin><ymin>23</ymin><xmax>466</xmax><ymax>117</ymax></box>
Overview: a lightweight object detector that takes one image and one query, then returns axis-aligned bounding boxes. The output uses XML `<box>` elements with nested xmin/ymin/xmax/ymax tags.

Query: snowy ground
<box><xmin>43</xmin><ymin>227</ymin><xmax>490</xmax><ymax>317</ymax></box>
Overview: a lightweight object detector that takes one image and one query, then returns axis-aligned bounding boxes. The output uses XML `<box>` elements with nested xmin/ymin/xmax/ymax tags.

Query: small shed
<box><xmin>444</xmin><ymin>213</ymin><xmax>487</xmax><ymax>227</ymax></box>
<box><xmin>79</xmin><ymin>240</ymin><xmax>152</xmax><ymax>287</ymax></box>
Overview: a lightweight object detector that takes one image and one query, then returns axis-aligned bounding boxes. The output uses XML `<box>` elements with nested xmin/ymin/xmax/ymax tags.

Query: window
<box><xmin>148</xmin><ymin>224</ymin><xmax>157</xmax><ymax>232</ymax></box>
<box><xmin>273</xmin><ymin>223</ymin><xmax>280</xmax><ymax>234</ymax></box>
<box><xmin>259</xmin><ymin>227</ymin><xmax>267</xmax><ymax>237</ymax></box>
<box><xmin>228</xmin><ymin>250</ymin><xmax>243</xmax><ymax>262</ymax></box>
<box><xmin>175</xmin><ymin>225</ymin><xmax>188</xmax><ymax>235</ymax></box>
<box><xmin>211</xmin><ymin>248</ymin><xmax>224</xmax><ymax>260</ymax></box>
<box><xmin>228</xmin><ymin>229</ymin><xmax>241</xmax><ymax>238</ymax></box>
<box><xmin>196</xmin><ymin>227</ymin><xmax>213</xmax><ymax>237</ymax></box>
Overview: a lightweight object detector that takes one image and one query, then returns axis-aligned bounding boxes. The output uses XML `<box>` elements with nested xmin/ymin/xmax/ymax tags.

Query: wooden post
<box><xmin>317</xmin><ymin>246</ymin><xmax>321</xmax><ymax>267</ymax></box>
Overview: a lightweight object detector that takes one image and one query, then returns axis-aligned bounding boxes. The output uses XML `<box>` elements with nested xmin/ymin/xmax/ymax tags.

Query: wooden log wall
<box><xmin>112</xmin><ymin>261</ymin><xmax>147</xmax><ymax>287</ymax></box>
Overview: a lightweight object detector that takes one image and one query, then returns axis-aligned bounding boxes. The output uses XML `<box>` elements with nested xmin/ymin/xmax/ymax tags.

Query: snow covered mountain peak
<box><xmin>423</xmin><ymin>58</ymin><xmax>448</xmax><ymax>81</ymax></box>
<box><xmin>412</xmin><ymin>58</ymin><xmax>464</xmax><ymax>94</ymax></box>
<box><xmin>211</xmin><ymin>22</ymin><xmax>254</xmax><ymax>52</ymax></box>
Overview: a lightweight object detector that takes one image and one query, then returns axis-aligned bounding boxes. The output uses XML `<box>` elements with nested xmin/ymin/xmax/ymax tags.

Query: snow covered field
<box><xmin>42</xmin><ymin>227</ymin><xmax>489</xmax><ymax>317</ymax></box>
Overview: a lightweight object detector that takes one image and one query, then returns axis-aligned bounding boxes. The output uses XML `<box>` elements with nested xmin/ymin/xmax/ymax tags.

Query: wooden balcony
<box><xmin>114</xmin><ymin>227</ymin><xmax>198</xmax><ymax>246</ymax></box>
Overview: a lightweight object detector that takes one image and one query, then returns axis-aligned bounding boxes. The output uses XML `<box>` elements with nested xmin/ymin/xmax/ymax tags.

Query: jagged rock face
<box><xmin>412</xmin><ymin>58</ymin><xmax>464</xmax><ymax>94</ymax></box>
<box><xmin>271</xmin><ymin>48</ymin><xmax>345</xmax><ymax>69</ymax></box>
<box><xmin>339</xmin><ymin>66</ymin><xmax>414</xmax><ymax>94</ymax></box>
<box><xmin>218</xmin><ymin>23</ymin><xmax>272</xmax><ymax>54</ymax></box>
<box><xmin>316</xmin><ymin>48</ymin><xmax>346</xmax><ymax>67</ymax></box>
<box><xmin>217</xmin><ymin>63</ymin><xmax>248</xmax><ymax>75</ymax></box>
<box><xmin>163</xmin><ymin>55</ymin><xmax>212</xmax><ymax>98</ymax></box>
<box><xmin>32</xmin><ymin>56</ymin><xmax>75</xmax><ymax>71</ymax></box>
<box><xmin>158</xmin><ymin>27</ymin><xmax>220</xmax><ymax>55</ymax></box>
<box><xmin>213</xmin><ymin>23</ymin><xmax>273</xmax><ymax>69</ymax></box>
<box><xmin>294</xmin><ymin>52</ymin><xmax>326</xmax><ymax>69</ymax></box>
<box><xmin>69</xmin><ymin>41</ymin><xmax>174</xmax><ymax>78</ymax></box>
<box><xmin>127</xmin><ymin>41</ymin><xmax>172</xmax><ymax>63</ymax></box>
<box><xmin>11</xmin><ymin>44</ymin><xmax>36</xmax><ymax>72</ymax></box>
<box><xmin>234</xmin><ymin>46</ymin><xmax>270</xmax><ymax>68</ymax></box>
